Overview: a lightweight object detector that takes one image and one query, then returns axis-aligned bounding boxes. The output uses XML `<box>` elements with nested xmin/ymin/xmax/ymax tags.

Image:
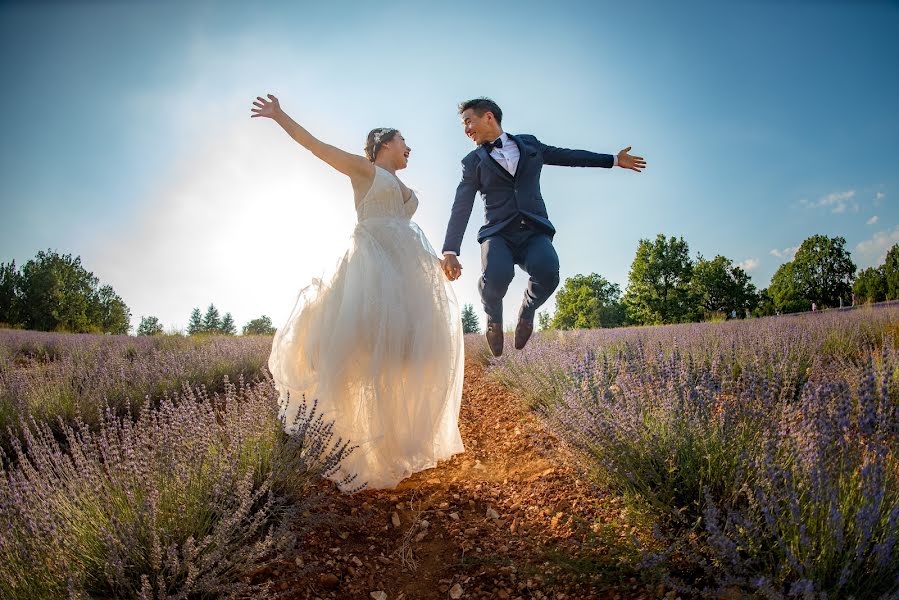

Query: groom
<box><xmin>441</xmin><ymin>98</ymin><xmax>646</xmax><ymax>357</ymax></box>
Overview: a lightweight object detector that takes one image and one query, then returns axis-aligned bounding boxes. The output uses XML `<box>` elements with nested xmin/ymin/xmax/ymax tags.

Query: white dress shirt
<box><xmin>490</xmin><ymin>132</ymin><xmax>520</xmax><ymax>175</ymax></box>
<box><xmin>443</xmin><ymin>132</ymin><xmax>618</xmax><ymax>256</ymax></box>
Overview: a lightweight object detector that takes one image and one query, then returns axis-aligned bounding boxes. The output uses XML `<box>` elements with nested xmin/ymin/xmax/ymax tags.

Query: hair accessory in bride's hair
<box><xmin>366</xmin><ymin>127</ymin><xmax>398</xmax><ymax>162</ymax></box>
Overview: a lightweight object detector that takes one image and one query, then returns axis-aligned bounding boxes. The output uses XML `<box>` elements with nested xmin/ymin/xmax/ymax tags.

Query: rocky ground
<box><xmin>261</xmin><ymin>345</ymin><xmax>673</xmax><ymax>600</ymax></box>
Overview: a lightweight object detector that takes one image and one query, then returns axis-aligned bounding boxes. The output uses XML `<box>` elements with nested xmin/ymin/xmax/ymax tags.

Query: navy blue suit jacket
<box><xmin>441</xmin><ymin>133</ymin><xmax>614</xmax><ymax>256</ymax></box>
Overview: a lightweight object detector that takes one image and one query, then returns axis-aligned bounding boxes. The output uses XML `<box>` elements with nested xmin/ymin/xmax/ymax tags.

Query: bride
<box><xmin>251</xmin><ymin>94</ymin><xmax>465</xmax><ymax>493</ymax></box>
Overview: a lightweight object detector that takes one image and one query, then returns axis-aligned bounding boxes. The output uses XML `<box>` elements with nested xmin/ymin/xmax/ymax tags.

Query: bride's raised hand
<box><xmin>251</xmin><ymin>94</ymin><xmax>371</xmax><ymax>181</ymax></box>
<box><xmin>250</xmin><ymin>94</ymin><xmax>283</xmax><ymax>119</ymax></box>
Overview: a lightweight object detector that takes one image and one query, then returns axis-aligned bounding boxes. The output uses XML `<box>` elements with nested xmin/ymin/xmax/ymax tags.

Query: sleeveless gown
<box><xmin>268</xmin><ymin>166</ymin><xmax>465</xmax><ymax>492</ymax></box>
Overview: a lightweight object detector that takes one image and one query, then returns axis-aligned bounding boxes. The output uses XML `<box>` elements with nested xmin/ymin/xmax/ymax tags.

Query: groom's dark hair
<box><xmin>458</xmin><ymin>98</ymin><xmax>502</xmax><ymax>126</ymax></box>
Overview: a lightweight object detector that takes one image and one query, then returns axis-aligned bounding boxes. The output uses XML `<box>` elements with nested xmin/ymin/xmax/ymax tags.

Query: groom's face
<box><xmin>460</xmin><ymin>108</ymin><xmax>499</xmax><ymax>145</ymax></box>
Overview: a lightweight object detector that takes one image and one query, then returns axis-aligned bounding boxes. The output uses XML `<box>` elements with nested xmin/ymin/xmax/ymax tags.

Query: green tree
<box><xmin>202</xmin><ymin>304</ymin><xmax>221</xmax><ymax>333</ymax></box>
<box><xmin>754</xmin><ymin>288</ymin><xmax>776</xmax><ymax>317</ymax></box>
<box><xmin>220</xmin><ymin>312</ymin><xmax>237</xmax><ymax>336</ymax></box>
<box><xmin>15</xmin><ymin>249</ymin><xmax>130</xmax><ymax>333</ymax></box>
<box><xmin>853</xmin><ymin>267</ymin><xmax>886</xmax><ymax>304</ymax></box>
<box><xmin>767</xmin><ymin>235</ymin><xmax>857</xmax><ymax>313</ymax></box>
<box><xmin>792</xmin><ymin>234</ymin><xmax>856</xmax><ymax>308</ymax></box>
<box><xmin>137</xmin><ymin>316</ymin><xmax>165</xmax><ymax>336</ymax></box>
<box><xmin>0</xmin><ymin>260</ymin><xmax>21</xmax><ymax>327</ymax></box>
<box><xmin>537</xmin><ymin>310</ymin><xmax>553</xmax><ymax>331</ymax></box>
<box><xmin>690</xmin><ymin>254</ymin><xmax>758</xmax><ymax>318</ymax></box>
<box><xmin>242</xmin><ymin>315</ymin><xmax>276</xmax><ymax>336</ymax></box>
<box><xmin>19</xmin><ymin>250</ymin><xmax>97</xmax><ymax>332</ymax></box>
<box><xmin>92</xmin><ymin>284</ymin><xmax>131</xmax><ymax>335</ymax></box>
<box><xmin>883</xmin><ymin>244</ymin><xmax>899</xmax><ymax>300</ymax></box>
<box><xmin>768</xmin><ymin>261</ymin><xmax>810</xmax><ymax>313</ymax></box>
<box><xmin>187</xmin><ymin>308</ymin><xmax>204</xmax><ymax>335</ymax></box>
<box><xmin>552</xmin><ymin>273</ymin><xmax>625</xmax><ymax>329</ymax></box>
<box><xmin>461</xmin><ymin>303</ymin><xmax>480</xmax><ymax>334</ymax></box>
<box><xmin>623</xmin><ymin>235</ymin><xmax>695</xmax><ymax>325</ymax></box>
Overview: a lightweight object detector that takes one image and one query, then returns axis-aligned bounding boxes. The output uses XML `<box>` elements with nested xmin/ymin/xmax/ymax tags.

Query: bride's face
<box><xmin>382</xmin><ymin>132</ymin><xmax>412</xmax><ymax>170</ymax></box>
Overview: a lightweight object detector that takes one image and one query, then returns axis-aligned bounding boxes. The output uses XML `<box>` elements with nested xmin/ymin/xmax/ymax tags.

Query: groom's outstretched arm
<box><xmin>442</xmin><ymin>157</ymin><xmax>479</xmax><ymax>256</ymax></box>
<box><xmin>528</xmin><ymin>135</ymin><xmax>647</xmax><ymax>172</ymax></box>
<box><xmin>529</xmin><ymin>135</ymin><xmax>616</xmax><ymax>168</ymax></box>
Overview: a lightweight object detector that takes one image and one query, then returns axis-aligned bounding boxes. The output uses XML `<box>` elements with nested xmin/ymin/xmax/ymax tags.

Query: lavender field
<box><xmin>1</xmin><ymin>305</ymin><xmax>898</xmax><ymax>599</ymax></box>
<box><xmin>0</xmin><ymin>332</ymin><xmax>349</xmax><ymax>599</ymax></box>
<box><xmin>490</xmin><ymin>305</ymin><xmax>899</xmax><ymax>598</ymax></box>
<box><xmin>0</xmin><ymin>331</ymin><xmax>273</xmax><ymax>447</ymax></box>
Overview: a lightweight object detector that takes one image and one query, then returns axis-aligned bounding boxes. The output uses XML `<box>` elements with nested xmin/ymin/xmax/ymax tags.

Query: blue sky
<box><xmin>1</xmin><ymin>0</ymin><xmax>897</xmax><ymax>332</ymax></box>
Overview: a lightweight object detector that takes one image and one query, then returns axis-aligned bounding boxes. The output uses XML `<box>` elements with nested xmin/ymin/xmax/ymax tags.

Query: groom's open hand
<box><xmin>441</xmin><ymin>254</ymin><xmax>462</xmax><ymax>281</ymax></box>
<box><xmin>617</xmin><ymin>147</ymin><xmax>647</xmax><ymax>172</ymax></box>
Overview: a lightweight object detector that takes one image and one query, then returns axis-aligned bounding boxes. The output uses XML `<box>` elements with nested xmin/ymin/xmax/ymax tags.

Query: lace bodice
<box><xmin>356</xmin><ymin>166</ymin><xmax>418</xmax><ymax>221</ymax></box>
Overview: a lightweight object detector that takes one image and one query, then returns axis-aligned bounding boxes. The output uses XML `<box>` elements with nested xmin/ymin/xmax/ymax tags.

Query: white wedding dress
<box><xmin>268</xmin><ymin>166</ymin><xmax>465</xmax><ymax>492</ymax></box>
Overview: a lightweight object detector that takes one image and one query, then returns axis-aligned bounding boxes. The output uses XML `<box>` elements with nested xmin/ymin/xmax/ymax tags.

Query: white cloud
<box><xmin>769</xmin><ymin>246</ymin><xmax>799</xmax><ymax>259</ymax></box>
<box><xmin>799</xmin><ymin>189</ymin><xmax>858</xmax><ymax>214</ymax></box>
<box><xmin>867</xmin><ymin>215</ymin><xmax>879</xmax><ymax>225</ymax></box>
<box><xmin>737</xmin><ymin>258</ymin><xmax>759</xmax><ymax>271</ymax></box>
<box><xmin>875</xmin><ymin>191</ymin><xmax>886</xmax><ymax>205</ymax></box>
<box><xmin>855</xmin><ymin>224</ymin><xmax>899</xmax><ymax>267</ymax></box>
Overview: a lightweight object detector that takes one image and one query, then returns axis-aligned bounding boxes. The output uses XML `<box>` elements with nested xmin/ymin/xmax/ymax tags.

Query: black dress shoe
<box><xmin>514</xmin><ymin>318</ymin><xmax>534</xmax><ymax>350</ymax></box>
<box><xmin>485</xmin><ymin>322</ymin><xmax>504</xmax><ymax>357</ymax></box>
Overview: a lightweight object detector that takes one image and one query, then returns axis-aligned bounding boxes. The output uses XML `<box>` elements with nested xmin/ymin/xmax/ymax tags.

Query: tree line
<box><xmin>137</xmin><ymin>308</ymin><xmax>276</xmax><ymax>337</ymax></box>
<box><xmin>850</xmin><ymin>245</ymin><xmax>899</xmax><ymax>304</ymax></box>
<box><xmin>0</xmin><ymin>250</ymin><xmax>130</xmax><ymax>334</ymax></box>
<box><xmin>541</xmin><ymin>233</ymin><xmax>893</xmax><ymax>330</ymax></box>
<box><xmin>1</xmin><ymin>249</ymin><xmax>277</xmax><ymax>336</ymax></box>
<box><xmin>5</xmin><ymin>238</ymin><xmax>894</xmax><ymax>337</ymax></box>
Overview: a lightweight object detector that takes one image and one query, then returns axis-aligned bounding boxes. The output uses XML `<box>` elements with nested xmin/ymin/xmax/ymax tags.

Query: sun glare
<box><xmin>86</xmin><ymin>120</ymin><xmax>356</xmax><ymax>332</ymax></box>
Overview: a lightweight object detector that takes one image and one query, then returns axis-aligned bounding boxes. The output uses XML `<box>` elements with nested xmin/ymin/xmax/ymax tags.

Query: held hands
<box><xmin>441</xmin><ymin>254</ymin><xmax>462</xmax><ymax>281</ymax></box>
<box><xmin>250</xmin><ymin>94</ymin><xmax>284</xmax><ymax>120</ymax></box>
<box><xmin>617</xmin><ymin>147</ymin><xmax>647</xmax><ymax>172</ymax></box>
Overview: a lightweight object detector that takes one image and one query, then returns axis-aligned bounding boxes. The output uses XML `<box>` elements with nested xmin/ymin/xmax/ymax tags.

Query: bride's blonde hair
<box><xmin>364</xmin><ymin>128</ymin><xmax>398</xmax><ymax>162</ymax></box>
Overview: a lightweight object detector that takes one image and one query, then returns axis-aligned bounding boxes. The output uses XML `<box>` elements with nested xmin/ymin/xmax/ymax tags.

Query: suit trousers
<box><xmin>478</xmin><ymin>216</ymin><xmax>560</xmax><ymax>325</ymax></box>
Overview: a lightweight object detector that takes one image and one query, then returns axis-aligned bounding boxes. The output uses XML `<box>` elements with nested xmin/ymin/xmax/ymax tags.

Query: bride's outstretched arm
<box><xmin>251</xmin><ymin>94</ymin><xmax>372</xmax><ymax>180</ymax></box>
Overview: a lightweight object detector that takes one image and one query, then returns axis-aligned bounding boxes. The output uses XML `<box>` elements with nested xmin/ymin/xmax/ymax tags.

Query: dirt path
<box><xmin>266</xmin><ymin>352</ymin><xmax>661</xmax><ymax>600</ymax></box>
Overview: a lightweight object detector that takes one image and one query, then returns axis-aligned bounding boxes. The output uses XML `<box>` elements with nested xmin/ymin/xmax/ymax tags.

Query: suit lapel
<box><xmin>478</xmin><ymin>145</ymin><xmax>514</xmax><ymax>181</ymax></box>
<box><xmin>506</xmin><ymin>133</ymin><xmax>530</xmax><ymax>179</ymax></box>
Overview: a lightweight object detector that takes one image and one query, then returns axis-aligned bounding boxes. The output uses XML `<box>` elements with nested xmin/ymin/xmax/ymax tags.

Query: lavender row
<box><xmin>0</xmin><ymin>374</ymin><xmax>352</xmax><ymax>599</ymax></box>
<box><xmin>0</xmin><ymin>331</ymin><xmax>274</xmax><ymax>448</ymax></box>
<box><xmin>489</xmin><ymin>305</ymin><xmax>899</xmax><ymax>597</ymax></box>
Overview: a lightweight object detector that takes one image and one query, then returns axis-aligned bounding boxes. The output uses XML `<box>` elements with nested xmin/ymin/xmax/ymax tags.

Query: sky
<box><xmin>1</xmin><ymin>0</ymin><xmax>898</xmax><ymax>333</ymax></box>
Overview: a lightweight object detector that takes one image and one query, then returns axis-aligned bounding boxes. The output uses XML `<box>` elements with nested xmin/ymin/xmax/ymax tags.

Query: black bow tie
<box><xmin>483</xmin><ymin>137</ymin><xmax>503</xmax><ymax>151</ymax></box>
